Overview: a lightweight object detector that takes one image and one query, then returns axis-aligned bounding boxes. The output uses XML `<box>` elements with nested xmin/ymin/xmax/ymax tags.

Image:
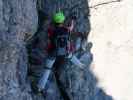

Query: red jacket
<box><xmin>46</xmin><ymin>26</ymin><xmax>75</xmax><ymax>54</ymax></box>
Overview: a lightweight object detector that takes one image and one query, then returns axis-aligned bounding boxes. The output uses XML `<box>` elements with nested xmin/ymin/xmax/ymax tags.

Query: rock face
<box><xmin>0</xmin><ymin>0</ymin><xmax>38</xmax><ymax>100</ymax></box>
<box><xmin>28</xmin><ymin>0</ymin><xmax>114</xmax><ymax>100</ymax></box>
<box><xmin>0</xmin><ymin>0</ymin><xmax>113</xmax><ymax>100</ymax></box>
<box><xmin>37</xmin><ymin>0</ymin><xmax>90</xmax><ymax>33</ymax></box>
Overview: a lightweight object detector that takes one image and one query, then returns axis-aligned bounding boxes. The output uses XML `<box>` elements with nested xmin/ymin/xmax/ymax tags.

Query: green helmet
<box><xmin>53</xmin><ymin>12</ymin><xmax>65</xmax><ymax>24</ymax></box>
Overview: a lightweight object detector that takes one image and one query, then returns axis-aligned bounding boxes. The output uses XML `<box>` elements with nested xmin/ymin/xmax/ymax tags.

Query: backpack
<box><xmin>54</xmin><ymin>27</ymin><xmax>70</xmax><ymax>56</ymax></box>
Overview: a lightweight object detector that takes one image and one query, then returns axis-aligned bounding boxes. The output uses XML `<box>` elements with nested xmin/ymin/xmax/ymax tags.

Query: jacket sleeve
<box><xmin>46</xmin><ymin>27</ymin><xmax>55</xmax><ymax>52</ymax></box>
<box><xmin>48</xmin><ymin>27</ymin><xmax>54</xmax><ymax>38</ymax></box>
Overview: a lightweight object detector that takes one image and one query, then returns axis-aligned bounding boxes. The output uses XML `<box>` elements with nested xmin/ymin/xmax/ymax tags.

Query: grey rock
<box><xmin>28</xmin><ymin>0</ymin><xmax>114</xmax><ymax>100</ymax></box>
<box><xmin>0</xmin><ymin>0</ymin><xmax>38</xmax><ymax>100</ymax></box>
<box><xmin>37</xmin><ymin>0</ymin><xmax>90</xmax><ymax>34</ymax></box>
<box><xmin>0</xmin><ymin>0</ymin><xmax>114</xmax><ymax>100</ymax></box>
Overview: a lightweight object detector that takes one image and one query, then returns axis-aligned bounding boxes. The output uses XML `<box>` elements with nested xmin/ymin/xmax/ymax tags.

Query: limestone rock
<box><xmin>0</xmin><ymin>0</ymin><xmax>38</xmax><ymax>100</ymax></box>
<box><xmin>0</xmin><ymin>0</ymin><xmax>114</xmax><ymax>100</ymax></box>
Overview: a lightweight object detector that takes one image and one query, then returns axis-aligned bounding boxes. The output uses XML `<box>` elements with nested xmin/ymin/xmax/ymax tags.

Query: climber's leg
<box><xmin>70</xmin><ymin>55</ymin><xmax>85</xmax><ymax>69</ymax></box>
<box><xmin>37</xmin><ymin>57</ymin><xmax>56</xmax><ymax>91</ymax></box>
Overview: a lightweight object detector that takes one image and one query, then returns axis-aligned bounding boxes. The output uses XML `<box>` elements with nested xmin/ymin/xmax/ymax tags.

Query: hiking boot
<box><xmin>79</xmin><ymin>63</ymin><xmax>86</xmax><ymax>69</ymax></box>
<box><xmin>37</xmin><ymin>88</ymin><xmax>46</xmax><ymax>95</ymax></box>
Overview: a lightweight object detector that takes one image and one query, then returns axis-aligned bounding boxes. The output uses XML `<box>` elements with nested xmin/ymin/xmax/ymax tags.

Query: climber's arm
<box><xmin>67</xmin><ymin>19</ymin><xmax>74</xmax><ymax>32</ymax></box>
<box><xmin>46</xmin><ymin>27</ymin><xmax>55</xmax><ymax>52</ymax></box>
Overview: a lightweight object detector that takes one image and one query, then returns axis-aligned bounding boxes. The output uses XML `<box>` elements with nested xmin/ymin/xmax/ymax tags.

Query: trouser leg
<box><xmin>37</xmin><ymin>57</ymin><xmax>56</xmax><ymax>91</ymax></box>
<box><xmin>70</xmin><ymin>55</ymin><xmax>85</xmax><ymax>69</ymax></box>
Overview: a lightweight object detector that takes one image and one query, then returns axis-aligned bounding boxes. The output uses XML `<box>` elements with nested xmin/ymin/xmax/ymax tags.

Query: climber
<box><xmin>37</xmin><ymin>11</ymin><xmax>85</xmax><ymax>92</ymax></box>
